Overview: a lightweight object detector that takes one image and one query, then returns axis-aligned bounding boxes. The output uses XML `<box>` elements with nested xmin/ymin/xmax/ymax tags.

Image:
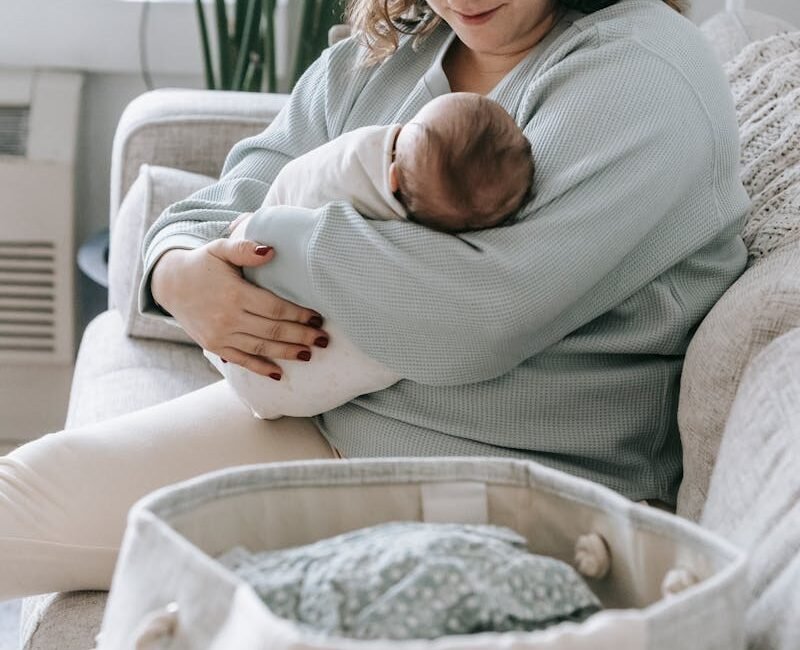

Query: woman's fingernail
<box><xmin>297</xmin><ymin>350</ymin><xmax>311</xmax><ymax>361</ymax></box>
<box><xmin>221</xmin><ymin>358</ymin><xmax>228</xmax><ymax>363</ymax></box>
<box><xmin>314</xmin><ymin>337</ymin><xmax>329</xmax><ymax>348</ymax></box>
<box><xmin>307</xmin><ymin>314</ymin><xmax>323</xmax><ymax>328</ymax></box>
<box><xmin>269</xmin><ymin>373</ymin><xmax>281</xmax><ymax>381</ymax></box>
<box><xmin>255</xmin><ymin>245</ymin><xmax>273</xmax><ymax>256</ymax></box>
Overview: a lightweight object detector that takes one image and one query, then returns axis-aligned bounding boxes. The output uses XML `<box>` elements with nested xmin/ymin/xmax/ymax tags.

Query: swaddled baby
<box><xmin>206</xmin><ymin>92</ymin><xmax>534</xmax><ymax>419</ymax></box>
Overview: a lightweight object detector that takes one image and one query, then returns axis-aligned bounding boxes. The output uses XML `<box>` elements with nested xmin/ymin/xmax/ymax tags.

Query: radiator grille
<box><xmin>0</xmin><ymin>106</ymin><xmax>29</xmax><ymax>157</ymax></box>
<box><xmin>0</xmin><ymin>241</ymin><xmax>56</xmax><ymax>354</ymax></box>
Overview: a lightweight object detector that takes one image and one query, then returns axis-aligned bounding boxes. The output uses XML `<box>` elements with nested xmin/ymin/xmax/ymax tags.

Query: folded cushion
<box><xmin>701</xmin><ymin>327</ymin><xmax>800</xmax><ymax>650</ymax></box>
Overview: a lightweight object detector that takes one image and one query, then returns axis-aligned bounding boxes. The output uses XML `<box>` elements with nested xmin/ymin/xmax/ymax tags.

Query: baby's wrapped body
<box><xmin>206</xmin><ymin>94</ymin><xmax>534</xmax><ymax>419</ymax></box>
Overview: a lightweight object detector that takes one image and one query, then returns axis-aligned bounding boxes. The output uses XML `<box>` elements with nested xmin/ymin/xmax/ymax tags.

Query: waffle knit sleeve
<box><xmin>246</xmin><ymin>41</ymin><xmax>717</xmax><ymax>385</ymax></box>
<box><xmin>137</xmin><ymin>49</ymin><xmax>333</xmax><ymax>317</ymax></box>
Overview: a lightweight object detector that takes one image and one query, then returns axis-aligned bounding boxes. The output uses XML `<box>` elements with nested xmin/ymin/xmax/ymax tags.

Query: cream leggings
<box><xmin>0</xmin><ymin>380</ymin><xmax>337</xmax><ymax>600</ymax></box>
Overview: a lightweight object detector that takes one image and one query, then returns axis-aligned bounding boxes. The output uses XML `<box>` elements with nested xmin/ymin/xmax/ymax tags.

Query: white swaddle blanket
<box><xmin>205</xmin><ymin>124</ymin><xmax>405</xmax><ymax>418</ymax></box>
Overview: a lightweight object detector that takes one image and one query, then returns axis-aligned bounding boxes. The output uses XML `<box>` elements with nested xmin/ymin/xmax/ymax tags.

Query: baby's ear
<box><xmin>389</xmin><ymin>163</ymin><xmax>400</xmax><ymax>193</ymax></box>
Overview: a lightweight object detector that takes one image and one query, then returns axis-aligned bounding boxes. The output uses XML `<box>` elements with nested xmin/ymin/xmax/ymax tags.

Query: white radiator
<box><xmin>0</xmin><ymin>70</ymin><xmax>83</xmax><ymax>440</ymax></box>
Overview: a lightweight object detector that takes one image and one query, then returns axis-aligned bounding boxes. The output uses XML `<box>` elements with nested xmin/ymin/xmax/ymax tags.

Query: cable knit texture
<box><xmin>140</xmin><ymin>0</ymin><xmax>750</xmax><ymax>503</ymax></box>
<box><xmin>727</xmin><ymin>32</ymin><xmax>800</xmax><ymax>262</ymax></box>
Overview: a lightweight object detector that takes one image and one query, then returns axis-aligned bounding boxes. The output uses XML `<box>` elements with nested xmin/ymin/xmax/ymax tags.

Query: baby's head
<box><xmin>389</xmin><ymin>93</ymin><xmax>533</xmax><ymax>234</ymax></box>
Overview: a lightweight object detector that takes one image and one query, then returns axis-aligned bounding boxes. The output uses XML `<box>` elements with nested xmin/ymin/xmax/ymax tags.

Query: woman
<box><xmin>1</xmin><ymin>0</ymin><xmax>748</xmax><ymax>598</ymax></box>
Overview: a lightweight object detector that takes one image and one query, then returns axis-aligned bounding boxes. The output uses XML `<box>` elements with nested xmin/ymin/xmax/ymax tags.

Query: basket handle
<box><xmin>133</xmin><ymin>602</ymin><xmax>180</xmax><ymax>650</ymax></box>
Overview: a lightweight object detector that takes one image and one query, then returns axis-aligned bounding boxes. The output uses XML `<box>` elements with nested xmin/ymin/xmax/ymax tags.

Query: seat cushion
<box><xmin>64</xmin><ymin>309</ymin><xmax>221</xmax><ymax>428</ymax></box>
<box><xmin>701</xmin><ymin>327</ymin><xmax>800</xmax><ymax>650</ymax></box>
<box><xmin>21</xmin><ymin>309</ymin><xmax>221</xmax><ymax>650</ymax></box>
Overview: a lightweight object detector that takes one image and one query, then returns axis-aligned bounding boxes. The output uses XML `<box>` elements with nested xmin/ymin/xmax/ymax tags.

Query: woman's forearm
<box><xmin>139</xmin><ymin>49</ymin><xmax>333</xmax><ymax>320</ymax></box>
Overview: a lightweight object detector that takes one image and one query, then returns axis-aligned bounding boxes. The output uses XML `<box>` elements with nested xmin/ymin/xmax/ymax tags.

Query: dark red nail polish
<box><xmin>221</xmin><ymin>358</ymin><xmax>228</xmax><ymax>364</ymax></box>
<box><xmin>297</xmin><ymin>350</ymin><xmax>311</xmax><ymax>361</ymax></box>
<box><xmin>269</xmin><ymin>373</ymin><xmax>281</xmax><ymax>381</ymax></box>
<box><xmin>255</xmin><ymin>245</ymin><xmax>273</xmax><ymax>256</ymax></box>
<box><xmin>314</xmin><ymin>337</ymin><xmax>329</xmax><ymax>348</ymax></box>
<box><xmin>307</xmin><ymin>315</ymin><xmax>323</xmax><ymax>328</ymax></box>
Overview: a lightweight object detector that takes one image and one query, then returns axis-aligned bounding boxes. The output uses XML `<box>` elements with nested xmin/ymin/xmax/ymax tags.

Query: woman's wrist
<box><xmin>151</xmin><ymin>249</ymin><xmax>188</xmax><ymax>315</ymax></box>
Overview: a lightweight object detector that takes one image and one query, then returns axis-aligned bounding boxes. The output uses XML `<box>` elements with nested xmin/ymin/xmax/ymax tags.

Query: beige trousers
<box><xmin>0</xmin><ymin>380</ymin><xmax>337</xmax><ymax>600</ymax></box>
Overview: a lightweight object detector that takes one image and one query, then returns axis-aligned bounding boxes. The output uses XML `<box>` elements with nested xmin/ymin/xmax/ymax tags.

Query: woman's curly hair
<box><xmin>347</xmin><ymin>0</ymin><xmax>690</xmax><ymax>64</ymax></box>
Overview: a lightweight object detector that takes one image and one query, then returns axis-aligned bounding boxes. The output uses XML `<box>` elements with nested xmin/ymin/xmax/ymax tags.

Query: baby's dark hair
<box><xmin>395</xmin><ymin>95</ymin><xmax>534</xmax><ymax>233</ymax></box>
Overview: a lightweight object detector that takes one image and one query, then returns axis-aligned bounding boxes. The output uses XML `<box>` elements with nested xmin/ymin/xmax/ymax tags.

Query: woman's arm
<box><xmin>138</xmin><ymin>47</ymin><xmax>334</xmax><ymax>319</ymax></box>
<box><xmin>242</xmin><ymin>43</ymin><xmax>736</xmax><ymax>385</ymax></box>
<box><xmin>136</xmin><ymin>47</ymin><xmax>344</xmax><ymax>375</ymax></box>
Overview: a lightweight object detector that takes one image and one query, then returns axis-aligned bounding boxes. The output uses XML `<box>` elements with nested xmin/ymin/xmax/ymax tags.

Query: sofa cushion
<box><xmin>108</xmin><ymin>164</ymin><xmax>217</xmax><ymax>345</ymax></box>
<box><xmin>676</xmin><ymin>243</ymin><xmax>800</xmax><ymax>520</ymax></box>
<box><xmin>64</xmin><ymin>309</ymin><xmax>221</xmax><ymax>428</ymax></box>
<box><xmin>676</xmin><ymin>31</ymin><xmax>800</xmax><ymax>521</ymax></box>
<box><xmin>701</xmin><ymin>327</ymin><xmax>800</xmax><ymax>650</ymax></box>
<box><xmin>20</xmin><ymin>592</ymin><xmax>107</xmax><ymax>650</ymax></box>
<box><xmin>21</xmin><ymin>309</ymin><xmax>222</xmax><ymax>650</ymax></box>
<box><xmin>700</xmin><ymin>10</ymin><xmax>797</xmax><ymax>64</ymax></box>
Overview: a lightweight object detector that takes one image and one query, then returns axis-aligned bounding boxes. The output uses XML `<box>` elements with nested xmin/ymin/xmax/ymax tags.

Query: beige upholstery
<box><xmin>676</xmin><ymin>243</ymin><xmax>800</xmax><ymax>520</ymax></box>
<box><xmin>109</xmin><ymin>89</ymin><xmax>287</xmax><ymax>229</ymax></box>
<box><xmin>702</xmin><ymin>327</ymin><xmax>800</xmax><ymax>650</ymax></box>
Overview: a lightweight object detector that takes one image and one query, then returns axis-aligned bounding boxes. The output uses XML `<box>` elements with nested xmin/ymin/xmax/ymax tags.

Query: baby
<box><xmin>206</xmin><ymin>92</ymin><xmax>534</xmax><ymax>419</ymax></box>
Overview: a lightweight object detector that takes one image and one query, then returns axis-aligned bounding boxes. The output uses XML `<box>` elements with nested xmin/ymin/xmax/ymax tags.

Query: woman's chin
<box><xmin>453</xmin><ymin>32</ymin><xmax>511</xmax><ymax>57</ymax></box>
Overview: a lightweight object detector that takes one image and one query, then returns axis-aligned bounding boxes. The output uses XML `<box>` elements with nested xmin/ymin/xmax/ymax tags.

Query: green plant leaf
<box><xmin>233</xmin><ymin>0</ymin><xmax>261</xmax><ymax>89</ymax></box>
<box><xmin>263</xmin><ymin>0</ymin><xmax>277</xmax><ymax>91</ymax></box>
<box><xmin>215</xmin><ymin>0</ymin><xmax>232</xmax><ymax>89</ymax></box>
<box><xmin>194</xmin><ymin>0</ymin><xmax>216</xmax><ymax>89</ymax></box>
<box><xmin>235</xmin><ymin>0</ymin><xmax>248</xmax><ymax>46</ymax></box>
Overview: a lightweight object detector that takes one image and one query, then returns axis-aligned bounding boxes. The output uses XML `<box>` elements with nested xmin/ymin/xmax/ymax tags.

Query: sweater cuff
<box><xmin>242</xmin><ymin>205</ymin><xmax>321</xmax><ymax>308</ymax></box>
<box><xmin>137</xmin><ymin>233</ymin><xmax>208</xmax><ymax>320</ymax></box>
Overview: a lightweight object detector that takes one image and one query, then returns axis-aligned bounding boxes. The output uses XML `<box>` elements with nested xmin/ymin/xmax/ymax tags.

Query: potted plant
<box><xmin>194</xmin><ymin>0</ymin><xmax>346</xmax><ymax>93</ymax></box>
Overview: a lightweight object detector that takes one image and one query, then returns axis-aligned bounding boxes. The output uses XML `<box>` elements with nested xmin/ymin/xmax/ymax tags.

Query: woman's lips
<box><xmin>454</xmin><ymin>6</ymin><xmax>501</xmax><ymax>25</ymax></box>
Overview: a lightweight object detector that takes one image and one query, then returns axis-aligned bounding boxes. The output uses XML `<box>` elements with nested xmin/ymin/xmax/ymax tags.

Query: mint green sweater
<box><xmin>141</xmin><ymin>0</ymin><xmax>750</xmax><ymax>502</ymax></box>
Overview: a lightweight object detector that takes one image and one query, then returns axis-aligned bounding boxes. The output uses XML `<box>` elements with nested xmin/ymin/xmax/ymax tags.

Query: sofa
<box><xmin>18</xmin><ymin>10</ymin><xmax>800</xmax><ymax>649</ymax></box>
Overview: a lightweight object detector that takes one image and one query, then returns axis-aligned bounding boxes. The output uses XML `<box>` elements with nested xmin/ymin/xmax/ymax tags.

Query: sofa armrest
<box><xmin>109</xmin><ymin>88</ymin><xmax>289</xmax><ymax>232</ymax></box>
<box><xmin>106</xmin><ymin>88</ymin><xmax>288</xmax><ymax>338</ymax></box>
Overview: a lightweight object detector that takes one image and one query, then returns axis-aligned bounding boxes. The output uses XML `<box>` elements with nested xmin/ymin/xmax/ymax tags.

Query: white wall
<box><xmin>5</xmin><ymin>0</ymin><xmax>300</xmax><ymax>247</ymax></box>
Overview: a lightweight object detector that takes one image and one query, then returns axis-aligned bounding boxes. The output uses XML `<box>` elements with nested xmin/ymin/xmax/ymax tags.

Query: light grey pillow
<box><xmin>108</xmin><ymin>164</ymin><xmax>216</xmax><ymax>345</ymax></box>
<box><xmin>700</xmin><ymin>10</ymin><xmax>797</xmax><ymax>64</ymax></box>
<box><xmin>701</xmin><ymin>327</ymin><xmax>800</xmax><ymax>650</ymax></box>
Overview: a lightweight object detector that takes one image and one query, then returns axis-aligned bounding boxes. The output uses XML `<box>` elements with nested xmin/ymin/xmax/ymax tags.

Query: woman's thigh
<box><xmin>1</xmin><ymin>380</ymin><xmax>335</xmax><ymax>595</ymax></box>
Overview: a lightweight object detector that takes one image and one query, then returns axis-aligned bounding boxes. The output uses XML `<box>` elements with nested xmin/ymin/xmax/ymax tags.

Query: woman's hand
<box><xmin>150</xmin><ymin>231</ymin><xmax>328</xmax><ymax>379</ymax></box>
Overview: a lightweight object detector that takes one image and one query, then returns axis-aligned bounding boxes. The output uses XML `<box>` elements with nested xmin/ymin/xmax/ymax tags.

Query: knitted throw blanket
<box><xmin>727</xmin><ymin>32</ymin><xmax>800</xmax><ymax>262</ymax></box>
